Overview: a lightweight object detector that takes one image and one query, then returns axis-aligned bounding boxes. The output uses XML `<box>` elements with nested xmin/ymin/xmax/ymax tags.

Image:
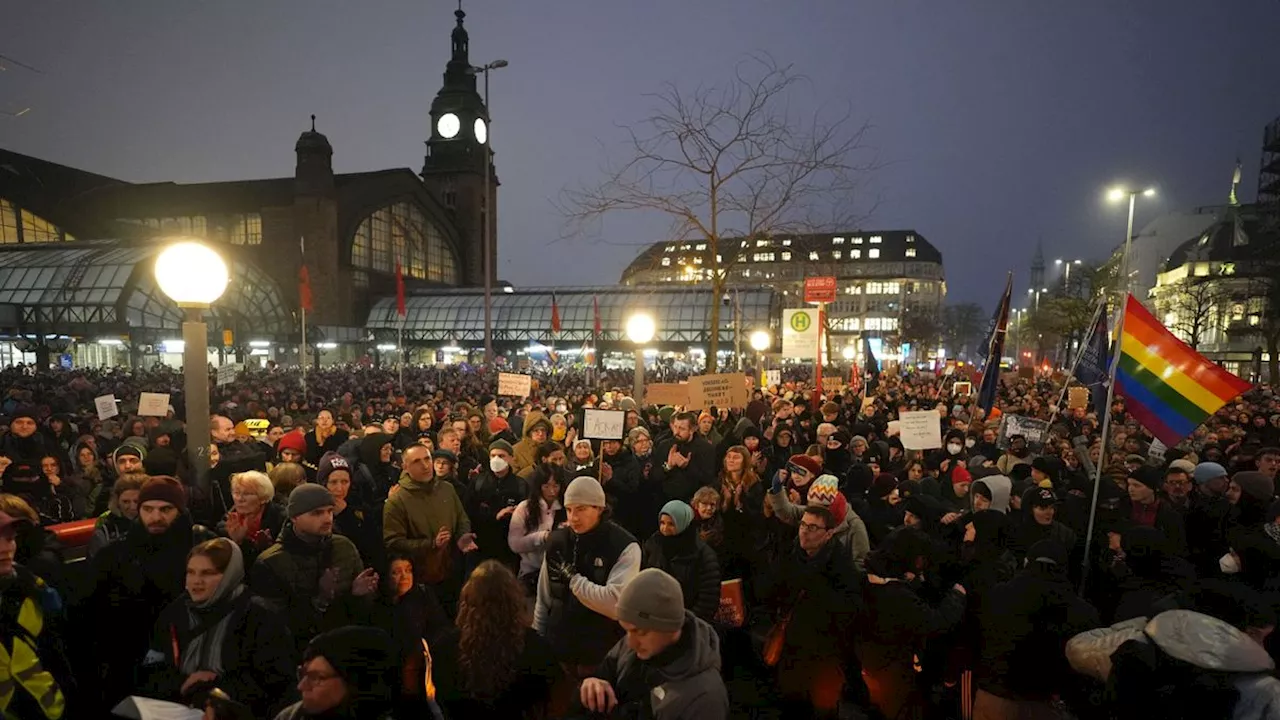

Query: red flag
<box><xmin>395</xmin><ymin>262</ymin><xmax>406</xmax><ymax>317</ymax></box>
<box><xmin>298</xmin><ymin>265</ymin><xmax>313</xmax><ymax>313</ymax></box>
<box><xmin>551</xmin><ymin>293</ymin><xmax>562</xmax><ymax>334</ymax></box>
<box><xmin>593</xmin><ymin>295</ymin><xmax>601</xmax><ymax>335</ymax></box>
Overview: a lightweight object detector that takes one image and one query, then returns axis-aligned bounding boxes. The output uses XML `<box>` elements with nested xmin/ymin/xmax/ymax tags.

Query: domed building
<box><xmin>0</xmin><ymin>6</ymin><xmax>494</xmax><ymax>369</ymax></box>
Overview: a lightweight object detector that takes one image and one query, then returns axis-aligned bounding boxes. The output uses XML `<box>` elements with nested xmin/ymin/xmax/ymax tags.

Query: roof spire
<box><xmin>1229</xmin><ymin>157</ymin><xmax>1242</xmax><ymax>207</ymax></box>
<box><xmin>310</xmin><ymin>114</ymin><xmax>316</xmax><ymax>132</ymax></box>
<box><xmin>451</xmin><ymin>0</ymin><xmax>469</xmax><ymax>64</ymax></box>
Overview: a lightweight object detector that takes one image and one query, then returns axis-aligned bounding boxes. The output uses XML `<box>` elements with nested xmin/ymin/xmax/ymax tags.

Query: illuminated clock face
<box><xmin>437</xmin><ymin>113</ymin><xmax>460</xmax><ymax>139</ymax></box>
<box><xmin>474</xmin><ymin>118</ymin><xmax>488</xmax><ymax>145</ymax></box>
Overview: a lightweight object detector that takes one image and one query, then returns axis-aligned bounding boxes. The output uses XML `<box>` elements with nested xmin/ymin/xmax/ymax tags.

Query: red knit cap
<box><xmin>827</xmin><ymin>492</ymin><xmax>849</xmax><ymax>526</ymax></box>
<box><xmin>787</xmin><ymin>453</ymin><xmax>822</xmax><ymax>478</ymax></box>
<box><xmin>138</xmin><ymin>476</ymin><xmax>187</xmax><ymax>513</ymax></box>
<box><xmin>951</xmin><ymin>465</ymin><xmax>973</xmax><ymax>487</ymax></box>
<box><xmin>276</xmin><ymin>431</ymin><xmax>306</xmax><ymax>455</ymax></box>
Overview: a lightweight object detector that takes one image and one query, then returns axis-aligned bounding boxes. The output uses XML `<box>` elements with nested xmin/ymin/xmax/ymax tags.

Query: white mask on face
<box><xmin>965</xmin><ymin>438</ymin><xmax>976</xmax><ymax>448</ymax></box>
<box><xmin>556</xmin><ymin>405</ymin><xmax>568</xmax><ymax>414</ymax></box>
<box><xmin>1219</xmin><ymin>552</ymin><xmax>1241</xmax><ymax>575</ymax></box>
<box><xmin>947</xmin><ymin>443</ymin><xmax>963</xmax><ymax>455</ymax></box>
<box><xmin>489</xmin><ymin>456</ymin><xmax>509</xmax><ymax>473</ymax></box>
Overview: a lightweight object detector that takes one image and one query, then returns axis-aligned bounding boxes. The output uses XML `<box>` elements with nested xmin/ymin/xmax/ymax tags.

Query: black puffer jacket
<box><xmin>642</xmin><ymin>528</ymin><xmax>721</xmax><ymax>621</ymax></box>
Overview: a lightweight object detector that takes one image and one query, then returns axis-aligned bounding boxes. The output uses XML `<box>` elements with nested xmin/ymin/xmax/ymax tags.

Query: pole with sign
<box><xmin>804</xmin><ymin>277</ymin><xmax>837</xmax><ymax>410</ymax></box>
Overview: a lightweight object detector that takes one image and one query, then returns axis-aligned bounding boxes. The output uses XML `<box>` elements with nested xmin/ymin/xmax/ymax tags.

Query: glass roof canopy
<box><xmin>367</xmin><ymin>286</ymin><xmax>779</xmax><ymax>347</ymax></box>
<box><xmin>0</xmin><ymin>243</ymin><xmax>293</xmax><ymax>341</ymax></box>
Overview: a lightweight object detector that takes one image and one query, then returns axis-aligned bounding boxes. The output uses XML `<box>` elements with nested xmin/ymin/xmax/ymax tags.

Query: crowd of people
<box><xmin>0</xmin><ymin>361</ymin><xmax>1278</xmax><ymax>719</ymax></box>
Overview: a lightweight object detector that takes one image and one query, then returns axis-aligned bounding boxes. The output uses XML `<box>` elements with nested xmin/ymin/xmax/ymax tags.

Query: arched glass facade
<box><xmin>0</xmin><ymin>199</ymin><xmax>75</xmax><ymax>244</ymax></box>
<box><xmin>350</xmin><ymin>202</ymin><xmax>458</xmax><ymax>284</ymax></box>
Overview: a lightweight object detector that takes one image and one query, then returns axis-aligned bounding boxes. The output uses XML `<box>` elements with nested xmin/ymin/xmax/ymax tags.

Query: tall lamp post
<box><xmin>1107</xmin><ymin>186</ymin><xmax>1156</xmax><ymax>296</ymax></box>
<box><xmin>749</xmin><ymin>329</ymin><xmax>771</xmax><ymax>387</ymax></box>
<box><xmin>154</xmin><ymin>241</ymin><xmax>229</xmax><ymax>494</ymax></box>
<box><xmin>470</xmin><ymin>58</ymin><xmax>508</xmax><ymax>364</ymax></box>
<box><xmin>626</xmin><ymin>313</ymin><xmax>656</xmax><ymax>403</ymax></box>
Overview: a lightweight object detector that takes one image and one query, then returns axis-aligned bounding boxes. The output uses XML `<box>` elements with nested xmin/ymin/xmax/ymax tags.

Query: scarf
<box><xmin>180</xmin><ymin>542</ymin><xmax>246</xmax><ymax>675</ymax></box>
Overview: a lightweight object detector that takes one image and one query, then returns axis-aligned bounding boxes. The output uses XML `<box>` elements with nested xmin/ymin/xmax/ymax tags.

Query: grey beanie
<box><xmin>488</xmin><ymin>438</ymin><xmax>515</xmax><ymax>455</ymax></box>
<box><xmin>288</xmin><ymin>483</ymin><xmax>335</xmax><ymax>518</ymax></box>
<box><xmin>564</xmin><ymin>476</ymin><xmax>607</xmax><ymax>507</ymax></box>
<box><xmin>616</xmin><ymin>568</ymin><xmax>685</xmax><ymax>632</ymax></box>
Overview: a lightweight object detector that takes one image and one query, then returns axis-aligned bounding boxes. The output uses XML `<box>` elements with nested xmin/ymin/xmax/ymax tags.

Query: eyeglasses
<box><xmin>297</xmin><ymin>667</ymin><xmax>340</xmax><ymax>686</ymax></box>
<box><xmin>798</xmin><ymin>521</ymin><xmax>828</xmax><ymax>533</ymax></box>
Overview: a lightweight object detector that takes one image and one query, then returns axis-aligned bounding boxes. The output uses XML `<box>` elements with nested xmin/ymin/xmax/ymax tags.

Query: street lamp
<box><xmin>841</xmin><ymin>345</ymin><xmax>856</xmax><ymax>361</ymax></box>
<box><xmin>749</xmin><ymin>330</ymin><xmax>771</xmax><ymax>387</ymax></box>
<box><xmin>1108</xmin><ymin>185</ymin><xmax>1157</xmax><ymax>295</ymax></box>
<box><xmin>469</xmin><ymin>59</ymin><xmax>509</xmax><ymax>365</ymax></box>
<box><xmin>154</xmin><ymin>241</ymin><xmax>229</xmax><ymax>495</ymax></box>
<box><xmin>626</xmin><ymin>312</ymin><xmax>656</xmax><ymax>402</ymax></box>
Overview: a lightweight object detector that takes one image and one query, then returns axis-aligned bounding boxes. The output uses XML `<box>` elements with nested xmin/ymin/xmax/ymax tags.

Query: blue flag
<box><xmin>1073</xmin><ymin>308</ymin><xmax>1111</xmax><ymax>417</ymax></box>
<box><xmin>977</xmin><ymin>274</ymin><xmax>1013</xmax><ymax>413</ymax></box>
<box><xmin>863</xmin><ymin>336</ymin><xmax>880</xmax><ymax>394</ymax></box>
<box><xmin>975</xmin><ymin>300</ymin><xmax>1002</xmax><ymax>364</ymax></box>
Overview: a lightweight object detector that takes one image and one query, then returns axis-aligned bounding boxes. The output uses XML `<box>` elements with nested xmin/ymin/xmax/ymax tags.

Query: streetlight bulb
<box><xmin>625</xmin><ymin>313</ymin><xmax>656</xmax><ymax>344</ymax></box>
<box><xmin>1055</xmin><ymin>259</ymin><xmax>1063</xmax><ymax>265</ymax></box>
<box><xmin>841</xmin><ymin>345</ymin><xmax>856</xmax><ymax>361</ymax></box>
<box><xmin>154</xmin><ymin>241</ymin><xmax>229</xmax><ymax>307</ymax></box>
<box><xmin>1107</xmin><ymin>188</ymin><xmax>1126</xmax><ymax>202</ymax></box>
<box><xmin>491</xmin><ymin>59</ymin><xmax>509</xmax><ymax>69</ymax></box>
<box><xmin>1143</xmin><ymin>187</ymin><xmax>1156</xmax><ymax>197</ymax></box>
<box><xmin>749</xmin><ymin>330</ymin><xmax>771</xmax><ymax>352</ymax></box>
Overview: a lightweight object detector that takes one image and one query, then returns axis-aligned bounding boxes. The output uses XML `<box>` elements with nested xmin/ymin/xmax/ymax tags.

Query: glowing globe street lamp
<box><xmin>154</xmin><ymin>241</ymin><xmax>229</xmax><ymax>494</ymax></box>
<box><xmin>626</xmin><ymin>313</ymin><xmax>656</xmax><ymax>403</ymax></box>
<box><xmin>749</xmin><ymin>330</ymin><xmax>771</xmax><ymax>388</ymax></box>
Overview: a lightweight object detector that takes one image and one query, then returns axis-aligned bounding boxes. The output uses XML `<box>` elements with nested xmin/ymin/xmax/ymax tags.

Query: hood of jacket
<box><xmin>1146</xmin><ymin>609</ymin><xmax>1275</xmax><ymax>674</ymax></box>
<box><xmin>647</xmin><ymin>612</ymin><xmax>722</xmax><ymax>684</ymax></box>
<box><xmin>359</xmin><ymin>432</ymin><xmax>393</xmax><ymax>468</ymax></box>
<box><xmin>520</xmin><ymin>410</ymin><xmax>551</xmax><ymax>442</ymax></box>
<box><xmin>974</xmin><ymin>475</ymin><xmax>1012</xmax><ymax>514</ymax></box>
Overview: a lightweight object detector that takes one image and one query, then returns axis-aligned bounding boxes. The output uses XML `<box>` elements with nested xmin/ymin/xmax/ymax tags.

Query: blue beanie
<box><xmin>659</xmin><ymin>500</ymin><xmax>694</xmax><ymax>535</ymax></box>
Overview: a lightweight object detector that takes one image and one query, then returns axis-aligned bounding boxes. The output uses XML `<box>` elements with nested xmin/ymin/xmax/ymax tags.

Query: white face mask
<box><xmin>555</xmin><ymin>405</ymin><xmax>568</xmax><ymax>414</ymax></box>
<box><xmin>489</xmin><ymin>456</ymin><xmax>509</xmax><ymax>474</ymax></box>
<box><xmin>1219</xmin><ymin>552</ymin><xmax>1240</xmax><ymax>575</ymax></box>
<box><xmin>965</xmin><ymin>438</ymin><xmax>976</xmax><ymax>448</ymax></box>
<box><xmin>947</xmin><ymin>443</ymin><xmax>963</xmax><ymax>455</ymax></box>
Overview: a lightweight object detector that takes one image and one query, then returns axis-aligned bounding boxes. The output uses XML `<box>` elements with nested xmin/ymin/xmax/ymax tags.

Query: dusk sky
<box><xmin>4</xmin><ymin>1</ymin><xmax>1278</xmax><ymax>309</ymax></box>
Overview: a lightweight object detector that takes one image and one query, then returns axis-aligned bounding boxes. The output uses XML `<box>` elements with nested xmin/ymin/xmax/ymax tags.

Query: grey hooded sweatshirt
<box><xmin>596</xmin><ymin>611</ymin><xmax>729</xmax><ymax>720</ymax></box>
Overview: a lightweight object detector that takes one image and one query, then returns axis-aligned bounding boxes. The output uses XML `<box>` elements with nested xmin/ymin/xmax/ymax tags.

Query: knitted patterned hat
<box><xmin>787</xmin><ymin>453</ymin><xmax>822</xmax><ymax>478</ymax></box>
<box><xmin>808</xmin><ymin>474</ymin><xmax>841</xmax><ymax>506</ymax></box>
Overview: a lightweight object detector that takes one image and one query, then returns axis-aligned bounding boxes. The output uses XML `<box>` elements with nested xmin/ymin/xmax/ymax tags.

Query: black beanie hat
<box><xmin>143</xmin><ymin>446</ymin><xmax>178</xmax><ymax>477</ymax></box>
<box><xmin>1127</xmin><ymin>465</ymin><xmax>1163</xmax><ymax>493</ymax></box>
<box><xmin>303</xmin><ymin>626</ymin><xmax>396</xmax><ymax>715</ymax></box>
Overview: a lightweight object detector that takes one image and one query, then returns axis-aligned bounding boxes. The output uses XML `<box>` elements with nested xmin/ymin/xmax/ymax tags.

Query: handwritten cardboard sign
<box><xmin>899</xmin><ymin>410</ymin><xmax>942</xmax><ymax>450</ymax></box>
<box><xmin>582</xmin><ymin>408</ymin><xmax>626</xmax><ymax>441</ymax></box>
<box><xmin>687</xmin><ymin>373</ymin><xmax>751</xmax><ymax>410</ymax></box>
<box><xmin>138</xmin><ymin>392</ymin><xmax>170</xmax><ymax>417</ymax></box>
<box><xmin>645</xmin><ymin>383</ymin><xmax>690</xmax><ymax>407</ymax></box>
<box><xmin>497</xmin><ymin>372</ymin><xmax>532</xmax><ymax>397</ymax></box>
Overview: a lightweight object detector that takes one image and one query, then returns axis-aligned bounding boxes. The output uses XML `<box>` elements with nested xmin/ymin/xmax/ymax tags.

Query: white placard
<box><xmin>582</xmin><ymin>408</ymin><xmax>626</xmax><ymax>440</ymax></box>
<box><xmin>765</xmin><ymin>369</ymin><xmax>781</xmax><ymax>387</ymax></box>
<box><xmin>94</xmin><ymin>394</ymin><xmax>119</xmax><ymax>421</ymax></box>
<box><xmin>781</xmin><ymin>308</ymin><xmax>820</xmax><ymax>359</ymax></box>
<box><xmin>138</xmin><ymin>392</ymin><xmax>171</xmax><ymax>417</ymax></box>
<box><xmin>216</xmin><ymin>363</ymin><xmax>242</xmax><ymax>387</ymax></box>
<box><xmin>497</xmin><ymin>372</ymin><xmax>532</xmax><ymax>397</ymax></box>
<box><xmin>899</xmin><ymin>410</ymin><xmax>942</xmax><ymax>450</ymax></box>
<box><xmin>1148</xmin><ymin>438</ymin><xmax>1167</xmax><ymax>463</ymax></box>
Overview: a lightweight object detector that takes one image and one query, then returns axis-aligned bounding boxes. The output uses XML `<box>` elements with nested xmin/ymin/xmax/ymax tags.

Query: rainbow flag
<box><xmin>1115</xmin><ymin>294</ymin><xmax>1251</xmax><ymax>447</ymax></box>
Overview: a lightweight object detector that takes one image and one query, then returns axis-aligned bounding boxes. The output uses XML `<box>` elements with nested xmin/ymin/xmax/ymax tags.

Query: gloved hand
<box><xmin>546</xmin><ymin>557</ymin><xmax>577</xmax><ymax>585</ymax></box>
<box><xmin>770</xmin><ymin>469</ymin><xmax>786</xmax><ymax>495</ymax></box>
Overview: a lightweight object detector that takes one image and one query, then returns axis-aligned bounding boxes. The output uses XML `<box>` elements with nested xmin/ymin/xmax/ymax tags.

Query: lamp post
<box><xmin>1107</xmin><ymin>186</ymin><xmax>1156</xmax><ymax>296</ymax></box>
<box><xmin>749</xmin><ymin>329</ymin><xmax>771</xmax><ymax>387</ymax></box>
<box><xmin>154</xmin><ymin>241</ymin><xmax>229</xmax><ymax>494</ymax></box>
<box><xmin>626</xmin><ymin>313</ymin><xmax>656</xmax><ymax>403</ymax></box>
<box><xmin>470</xmin><ymin>59</ymin><xmax>508</xmax><ymax>364</ymax></box>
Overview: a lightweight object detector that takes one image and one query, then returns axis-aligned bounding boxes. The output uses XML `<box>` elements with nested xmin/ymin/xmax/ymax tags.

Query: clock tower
<box><xmin>421</xmin><ymin>4</ymin><xmax>495</xmax><ymax>288</ymax></box>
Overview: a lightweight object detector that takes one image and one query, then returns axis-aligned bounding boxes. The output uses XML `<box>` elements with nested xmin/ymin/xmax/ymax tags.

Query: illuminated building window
<box><xmin>869</xmin><ymin>248</ymin><xmax>880</xmax><ymax>259</ymax></box>
<box><xmin>351</xmin><ymin>201</ymin><xmax>458</xmax><ymax>283</ymax></box>
<box><xmin>229</xmin><ymin>213</ymin><xmax>263</xmax><ymax>246</ymax></box>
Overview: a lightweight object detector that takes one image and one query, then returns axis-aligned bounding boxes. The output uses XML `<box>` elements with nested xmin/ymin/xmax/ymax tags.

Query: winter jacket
<box><xmin>0</xmin><ymin>566</ymin><xmax>74</xmax><ymax>720</ymax></box>
<box><xmin>511</xmin><ymin>411</ymin><xmax>550</xmax><ymax>476</ymax></box>
<box><xmin>766</xmin><ymin>486</ymin><xmax>872</xmax><ymax>569</ymax></box>
<box><xmin>137</xmin><ymin>591</ymin><xmax>294</xmax><ymax>717</ymax></box>
<box><xmin>758</xmin><ymin>538</ymin><xmax>862</xmax><ymax>660</ymax></box>
<box><xmin>652</xmin><ymin>435</ymin><xmax>717</xmax><ymax>504</ymax></box>
<box><xmin>1067</xmin><ymin>610</ymin><xmax>1280</xmax><ymax>720</ymax></box>
<box><xmin>382</xmin><ymin>472</ymin><xmax>470</xmax><ymax>578</ymax></box>
<box><xmin>533</xmin><ymin>520</ymin><xmax>641</xmax><ymax>665</ymax></box>
<box><xmin>216</xmin><ymin>501</ymin><xmax>288</xmax><ymax>568</ymax></box>
<box><xmin>508</xmin><ymin>498</ymin><xmax>563</xmax><ymax>579</ymax></box>
<box><xmin>594</xmin><ymin>611</ymin><xmax>728</xmax><ymax>720</ymax></box>
<box><xmin>642</xmin><ymin>529</ymin><xmax>722</xmax><ymax>621</ymax></box>
<box><xmin>432</xmin><ymin>626</ymin><xmax>560</xmax><ymax>720</ymax></box>
<box><xmin>249</xmin><ymin>525</ymin><xmax>366</xmax><ymax>655</ymax></box>
<box><xmin>87</xmin><ymin>510</ymin><xmax>133</xmax><ymax>559</ymax></box>
<box><xmin>468</xmin><ymin>468</ymin><xmax>527</xmax><ymax>569</ymax></box>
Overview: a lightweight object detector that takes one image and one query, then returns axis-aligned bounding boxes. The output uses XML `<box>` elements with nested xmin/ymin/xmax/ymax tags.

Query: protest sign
<box><xmin>582</xmin><ymin>408</ymin><xmax>626</xmax><ymax>440</ymax></box>
<box><xmin>497</xmin><ymin>372</ymin><xmax>532</xmax><ymax>397</ymax></box>
<box><xmin>216</xmin><ymin>363</ymin><xmax>241</xmax><ymax>387</ymax></box>
<box><xmin>94</xmin><ymin>394</ymin><xmax>119</xmax><ymax>421</ymax></box>
<box><xmin>687</xmin><ymin>373</ymin><xmax>750</xmax><ymax>410</ymax></box>
<box><xmin>644</xmin><ymin>383</ymin><xmax>689</xmax><ymax>407</ymax></box>
<box><xmin>996</xmin><ymin>413</ymin><xmax>1050</xmax><ymax>451</ymax></box>
<box><xmin>138</xmin><ymin>392</ymin><xmax>170</xmax><ymax>417</ymax></box>
<box><xmin>1068</xmin><ymin>386</ymin><xmax>1089</xmax><ymax>410</ymax></box>
<box><xmin>899</xmin><ymin>410</ymin><xmax>942</xmax><ymax>450</ymax></box>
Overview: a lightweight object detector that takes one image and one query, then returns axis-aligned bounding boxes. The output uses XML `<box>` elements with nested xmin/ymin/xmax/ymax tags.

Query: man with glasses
<box><xmin>279</xmin><ymin>626</ymin><xmax>398</xmax><ymax>720</ymax></box>
<box><xmin>1160</xmin><ymin>460</ymin><xmax>1196</xmax><ymax>516</ymax></box>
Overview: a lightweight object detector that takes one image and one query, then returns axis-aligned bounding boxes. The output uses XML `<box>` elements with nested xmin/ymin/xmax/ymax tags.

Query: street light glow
<box><xmin>625</xmin><ymin>313</ymin><xmax>656</xmax><ymax>344</ymax></box>
<box><xmin>154</xmin><ymin>241</ymin><xmax>229</xmax><ymax>307</ymax></box>
<box><xmin>841</xmin><ymin>345</ymin><xmax>856</xmax><ymax>361</ymax></box>
<box><xmin>1143</xmin><ymin>187</ymin><xmax>1156</xmax><ymax>197</ymax></box>
<box><xmin>1107</xmin><ymin>187</ymin><xmax>1125</xmax><ymax>202</ymax></box>
<box><xmin>749</xmin><ymin>330</ymin><xmax>771</xmax><ymax>352</ymax></box>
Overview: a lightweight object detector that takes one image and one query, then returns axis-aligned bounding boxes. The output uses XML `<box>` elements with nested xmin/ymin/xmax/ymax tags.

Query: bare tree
<box><xmin>1161</xmin><ymin>276</ymin><xmax>1229</xmax><ymax>350</ymax></box>
<box><xmin>560</xmin><ymin>54</ymin><xmax>875</xmax><ymax>372</ymax></box>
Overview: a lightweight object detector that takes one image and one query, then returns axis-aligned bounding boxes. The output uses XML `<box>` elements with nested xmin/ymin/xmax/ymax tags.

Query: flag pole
<box><xmin>1053</xmin><ymin>298</ymin><xmax>1107</xmax><ymax>414</ymax></box>
<box><xmin>1079</xmin><ymin>294</ymin><xmax>1129</xmax><ymax>594</ymax></box>
<box><xmin>299</xmin><ymin>236</ymin><xmax>308</xmax><ymax>396</ymax></box>
<box><xmin>398</xmin><ymin>322</ymin><xmax>404</xmax><ymax>396</ymax></box>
